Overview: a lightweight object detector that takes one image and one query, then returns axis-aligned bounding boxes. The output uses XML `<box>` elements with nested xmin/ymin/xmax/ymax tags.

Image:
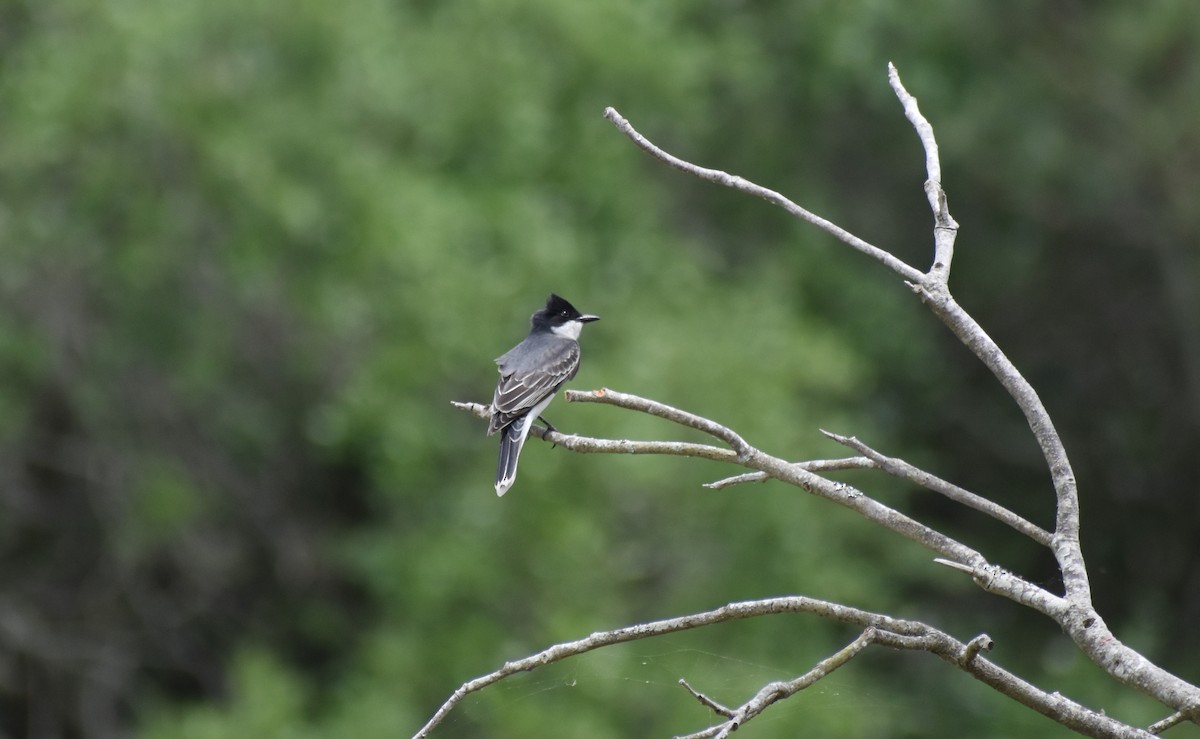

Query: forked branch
<box><xmin>820</xmin><ymin>429</ymin><xmax>1052</xmax><ymax>546</ymax></box>
<box><xmin>429</xmin><ymin>64</ymin><xmax>1200</xmax><ymax>737</ymax></box>
<box><xmin>413</xmin><ymin>597</ymin><xmax>1151</xmax><ymax>739</ymax></box>
<box><xmin>601</xmin><ymin>107</ymin><xmax>925</xmax><ymax>285</ymax></box>
<box><xmin>675</xmin><ymin>629</ymin><xmax>878</xmax><ymax>739</ymax></box>
<box><xmin>600</xmin><ymin>64</ymin><xmax>1200</xmax><ymax>722</ymax></box>
<box><xmin>457</xmin><ymin>389</ymin><xmax>1065</xmax><ymax>618</ymax></box>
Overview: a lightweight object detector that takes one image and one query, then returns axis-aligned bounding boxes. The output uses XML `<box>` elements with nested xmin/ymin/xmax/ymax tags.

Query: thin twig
<box><xmin>455</xmin><ymin>392</ymin><xmax>1067</xmax><ymax>620</ymax></box>
<box><xmin>415</xmin><ymin>595</ymin><xmax>1152</xmax><ymax>739</ymax></box>
<box><xmin>413</xmin><ymin>595</ymin><xmax>919</xmax><ymax>739</ymax></box>
<box><xmin>933</xmin><ymin>557</ymin><xmax>976</xmax><ymax>575</ymax></box>
<box><xmin>450</xmin><ymin>401</ymin><xmax>737</xmax><ymax>462</ymax></box>
<box><xmin>865</xmin><ymin>630</ymin><xmax>1154</xmax><ymax>739</ymax></box>
<box><xmin>920</xmin><ymin>296</ymin><xmax>1092</xmax><ymax>594</ymax></box>
<box><xmin>886</xmin><ymin>65</ymin><xmax>1198</xmax><ymax>717</ymax></box>
<box><xmin>886</xmin><ymin>62</ymin><xmax>958</xmax><ymax>278</ymax></box>
<box><xmin>962</xmin><ymin>634</ymin><xmax>995</xmax><ymax>663</ymax></box>
<box><xmin>705</xmin><ymin>456</ymin><xmax>876</xmax><ymax>490</ymax></box>
<box><xmin>608</xmin><ymin>75</ymin><xmax>1088</xmax><ymax>605</ymax></box>
<box><xmin>677</xmin><ymin>629</ymin><xmax>877</xmax><ymax>739</ymax></box>
<box><xmin>884</xmin><ymin>69</ymin><xmax>1089</xmax><ymax>607</ymax></box>
<box><xmin>604</xmin><ymin>76</ymin><xmax>1200</xmax><ymax>715</ymax></box>
<box><xmin>1147</xmin><ymin>711</ymin><xmax>1186</xmax><ymax>734</ymax></box>
<box><xmin>572</xmin><ymin>393</ymin><xmax>986</xmax><ymax>564</ymax></box>
<box><xmin>887</xmin><ymin>62</ymin><xmax>941</xmax><ymax>186</ymax></box>
<box><xmin>438</xmin><ymin>64</ymin><xmax>1200</xmax><ymax>735</ymax></box>
<box><xmin>678</xmin><ymin>679</ymin><xmax>735</xmax><ymax>718</ymax></box>
<box><xmin>703</xmin><ymin>471</ymin><xmax>767</xmax><ymax>490</ymax></box>
<box><xmin>821</xmin><ymin>429</ymin><xmax>1052</xmax><ymax>546</ymax></box>
<box><xmin>566</xmin><ymin>388</ymin><xmax>753</xmax><ymax>458</ymax></box>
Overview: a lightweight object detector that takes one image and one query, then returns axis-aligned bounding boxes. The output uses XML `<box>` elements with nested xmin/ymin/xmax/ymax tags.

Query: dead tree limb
<box><xmin>413</xmin><ymin>597</ymin><xmax>1153</xmax><ymax>739</ymax></box>
<box><xmin>429</xmin><ymin>63</ymin><xmax>1200</xmax><ymax>736</ymax></box>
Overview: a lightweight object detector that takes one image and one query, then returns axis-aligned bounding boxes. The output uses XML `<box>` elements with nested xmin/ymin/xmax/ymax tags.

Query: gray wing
<box><xmin>487</xmin><ymin>336</ymin><xmax>580</xmax><ymax>434</ymax></box>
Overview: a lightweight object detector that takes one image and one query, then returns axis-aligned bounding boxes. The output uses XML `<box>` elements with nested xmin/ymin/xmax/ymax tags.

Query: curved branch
<box><xmin>918</xmin><ymin>292</ymin><xmax>1091</xmax><ymax>601</ymax></box>
<box><xmin>444</xmin><ymin>65</ymin><xmax>1200</xmax><ymax>734</ymax></box>
<box><xmin>883</xmin><ymin>65</ymin><xmax>1090</xmax><ymax>610</ymax></box>
<box><xmin>456</xmin><ymin>390</ymin><xmax>1066</xmax><ymax>620</ymax></box>
<box><xmin>602</xmin><ymin>107</ymin><xmax>925</xmax><ymax>284</ymax></box>
<box><xmin>677</xmin><ymin>629</ymin><xmax>877</xmax><ymax>739</ymax></box>
<box><xmin>414</xmin><ymin>596</ymin><xmax>1154</xmax><ymax>739</ymax></box>
<box><xmin>886</xmin><ymin>61</ymin><xmax>959</xmax><ymax>277</ymax></box>
<box><xmin>604</xmin><ymin>67</ymin><xmax>1200</xmax><ymax>715</ymax></box>
<box><xmin>450</xmin><ymin>400</ymin><xmax>737</xmax><ymax>462</ymax></box>
<box><xmin>556</xmin><ymin>388</ymin><xmax>1065</xmax><ymax>619</ymax></box>
<box><xmin>1148</xmin><ymin>712</ymin><xmax>1187</xmax><ymax>735</ymax></box>
<box><xmin>705</xmin><ymin>456</ymin><xmax>876</xmax><ymax>490</ymax></box>
<box><xmin>821</xmin><ymin>429</ymin><xmax>1053</xmax><ymax>546</ymax></box>
<box><xmin>413</xmin><ymin>596</ymin><xmax>902</xmax><ymax>739</ymax></box>
<box><xmin>566</xmin><ymin>387</ymin><xmax>753</xmax><ymax>457</ymax></box>
<box><xmin>601</xmin><ymin>68</ymin><xmax>1200</xmax><ymax>722</ymax></box>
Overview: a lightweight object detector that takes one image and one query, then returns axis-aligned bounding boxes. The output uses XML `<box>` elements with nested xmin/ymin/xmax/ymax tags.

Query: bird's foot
<box><xmin>537</xmin><ymin>415</ymin><xmax>559</xmax><ymax>448</ymax></box>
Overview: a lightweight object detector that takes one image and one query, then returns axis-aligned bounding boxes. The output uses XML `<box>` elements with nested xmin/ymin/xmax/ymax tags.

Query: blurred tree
<box><xmin>0</xmin><ymin>0</ymin><xmax>1193</xmax><ymax>737</ymax></box>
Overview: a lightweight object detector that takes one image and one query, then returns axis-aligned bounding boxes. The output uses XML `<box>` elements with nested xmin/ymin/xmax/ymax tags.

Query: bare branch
<box><xmin>601</xmin><ymin>73</ymin><xmax>1200</xmax><ymax>718</ymax></box>
<box><xmin>918</xmin><ymin>293</ymin><xmax>1091</xmax><ymax>588</ymax></box>
<box><xmin>678</xmin><ymin>679</ymin><xmax>735</xmax><ymax>718</ymax></box>
<box><xmin>911</xmin><ymin>308</ymin><xmax>1200</xmax><ymax>725</ymax></box>
<box><xmin>887</xmin><ymin>62</ymin><xmax>942</xmax><ymax>187</ymax></box>
<box><xmin>414</xmin><ymin>595</ymin><xmax>907</xmax><ymax>739</ymax></box>
<box><xmin>602</xmin><ymin>107</ymin><xmax>926</xmax><ymax>284</ymax></box>
<box><xmin>415</xmin><ymin>596</ymin><xmax>1154</xmax><ymax>739</ymax></box>
<box><xmin>889</xmin><ymin>67</ymin><xmax>1094</xmax><ymax>614</ymax></box>
<box><xmin>703</xmin><ymin>471</ymin><xmax>767</xmax><ymax>490</ymax></box>
<box><xmin>1147</xmin><ymin>712</ymin><xmax>1186</xmax><ymax>734</ymax></box>
<box><xmin>705</xmin><ymin>456</ymin><xmax>876</xmax><ymax>490</ymax></box>
<box><xmin>457</xmin><ymin>391</ymin><xmax>1067</xmax><ymax>620</ymax></box>
<box><xmin>566</xmin><ymin>388</ymin><xmax>753</xmax><ymax>457</ymax></box>
<box><xmin>676</xmin><ymin>629</ymin><xmax>876</xmax><ymax>739</ymax></box>
<box><xmin>933</xmin><ymin>557</ymin><xmax>977</xmax><ymax>575</ymax></box>
<box><xmin>885</xmin><ymin>63</ymin><xmax>1200</xmax><ymax>720</ymax></box>
<box><xmin>796</xmin><ymin>456</ymin><xmax>877</xmax><ymax>472</ymax></box>
<box><xmin>604</xmin><ymin>93</ymin><xmax>1091</xmax><ymax>604</ymax></box>
<box><xmin>567</xmin><ymin>391</ymin><xmax>987</xmax><ymax>566</ymax></box>
<box><xmin>821</xmin><ymin>429</ymin><xmax>1053</xmax><ymax>546</ymax></box>
<box><xmin>962</xmin><ymin>633</ymin><xmax>996</xmax><ymax>663</ymax></box>
<box><xmin>442</xmin><ymin>66</ymin><xmax>1200</xmax><ymax>735</ymax></box>
<box><xmin>913</xmin><ymin>303</ymin><xmax>1200</xmax><ymax>721</ymax></box>
<box><xmin>450</xmin><ymin>400</ymin><xmax>497</xmax><ymax>421</ymax></box>
<box><xmin>885</xmin><ymin>67</ymin><xmax>1096</xmax><ymax>620</ymax></box>
<box><xmin>450</xmin><ymin>401</ymin><xmax>738</xmax><ymax>462</ymax></box>
<box><xmin>887</xmin><ymin>61</ymin><xmax>959</xmax><ymax>281</ymax></box>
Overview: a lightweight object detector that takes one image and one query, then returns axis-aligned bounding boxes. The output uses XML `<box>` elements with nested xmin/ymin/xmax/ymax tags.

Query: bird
<box><xmin>488</xmin><ymin>293</ymin><xmax>600</xmax><ymax>496</ymax></box>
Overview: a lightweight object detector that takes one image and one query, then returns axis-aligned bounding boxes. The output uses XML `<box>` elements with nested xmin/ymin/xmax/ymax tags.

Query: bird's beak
<box><xmin>579</xmin><ymin>314</ymin><xmax>600</xmax><ymax>323</ymax></box>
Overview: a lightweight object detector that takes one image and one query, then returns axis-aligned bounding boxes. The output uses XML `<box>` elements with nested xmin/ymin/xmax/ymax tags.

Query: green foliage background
<box><xmin>0</xmin><ymin>1</ymin><xmax>1197</xmax><ymax>737</ymax></box>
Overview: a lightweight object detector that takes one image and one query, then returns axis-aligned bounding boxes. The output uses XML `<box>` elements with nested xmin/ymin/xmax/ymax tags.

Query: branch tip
<box><xmin>934</xmin><ymin>557</ymin><xmax>976</xmax><ymax>574</ymax></box>
<box><xmin>963</xmin><ymin>634</ymin><xmax>995</xmax><ymax>663</ymax></box>
<box><xmin>437</xmin><ymin>70</ymin><xmax>1200</xmax><ymax>731</ymax></box>
<box><xmin>679</xmin><ymin>678</ymin><xmax>736</xmax><ymax>718</ymax></box>
<box><xmin>602</xmin><ymin>103</ymin><xmax>925</xmax><ymax>283</ymax></box>
<box><xmin>1147</xmin><ymin>711</ymin><xmax>1186</xmax><ymax>734</ymax></box>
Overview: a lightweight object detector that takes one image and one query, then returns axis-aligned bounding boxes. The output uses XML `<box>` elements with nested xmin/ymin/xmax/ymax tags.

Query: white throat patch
<box><xmin>550</xmin><ymin>320</ymin><xmax>583</xmax><ymax>340</ymax></box>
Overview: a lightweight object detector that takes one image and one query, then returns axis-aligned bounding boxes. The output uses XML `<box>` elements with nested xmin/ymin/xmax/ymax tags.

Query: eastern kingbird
<box><xmin>488</xmin><ymin>293</ymin><xmax>599</xmax><ymax>496</ymax></box>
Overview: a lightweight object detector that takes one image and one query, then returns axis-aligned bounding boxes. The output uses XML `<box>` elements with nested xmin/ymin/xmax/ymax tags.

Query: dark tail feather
<box><xmin>495</xmin><ymin>422</ymin><xmax>524</xmax><ymax>496</ymax></box>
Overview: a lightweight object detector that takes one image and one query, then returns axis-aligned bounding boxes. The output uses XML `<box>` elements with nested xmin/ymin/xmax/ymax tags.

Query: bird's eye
<box><xmin>560</xmin><ymin>310</ymin><xmax>569</xmax><ymax>317</ymax></box>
